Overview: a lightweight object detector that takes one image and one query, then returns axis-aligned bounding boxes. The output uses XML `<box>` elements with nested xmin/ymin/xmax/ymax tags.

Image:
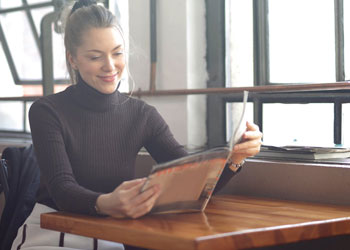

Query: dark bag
<box><xmin>0</xmin><ymin>145</ymin><xmax>40</xmax><ymax>250</ymax></box>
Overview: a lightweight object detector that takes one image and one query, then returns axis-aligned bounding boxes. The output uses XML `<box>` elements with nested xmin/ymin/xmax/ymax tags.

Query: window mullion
<box><xmin>335</xmin><ymin>0</ymin><xmax>345</xmax><ymax>81</ymax></box>
<box><xmin>253</xmin><ymin>0</ymin><xmax>269</xmax><ymax>86</ymax></box>
<box><xmin>334</xmin><ymin>101</ymin><xmax>342</xmax><ymax>144</ymax></box>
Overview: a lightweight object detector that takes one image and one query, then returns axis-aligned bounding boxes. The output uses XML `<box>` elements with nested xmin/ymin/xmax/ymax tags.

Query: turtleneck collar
<box><xmin>70</xmin><ymin>76</ymin><xmax>122</xmax><ymax>112</ymax></box>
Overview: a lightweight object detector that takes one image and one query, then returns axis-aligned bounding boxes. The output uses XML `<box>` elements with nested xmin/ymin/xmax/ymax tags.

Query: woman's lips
<box><xmin>98</xmin><ymin>73</ymin><xmax>118</xmax><ymax>82</ymax></box>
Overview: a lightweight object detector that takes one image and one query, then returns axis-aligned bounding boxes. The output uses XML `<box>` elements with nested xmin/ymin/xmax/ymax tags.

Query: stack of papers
<box><xmin>257</xmin><ymin>145</ymin><xmax>350</xmax><ymax>160</ymax></box>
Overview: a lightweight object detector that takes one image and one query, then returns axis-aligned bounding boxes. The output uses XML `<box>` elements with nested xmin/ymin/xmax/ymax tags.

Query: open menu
<box><xmin>141</xmin><ymin>91</ymin><xmax>249</xmax><ymax>214</ymax></box>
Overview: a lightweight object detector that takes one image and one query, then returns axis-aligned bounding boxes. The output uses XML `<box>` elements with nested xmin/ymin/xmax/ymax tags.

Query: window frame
<box><xmin>206</xmin><ymin>0</ymin><xmax>349</xmax><ymax>148</ymax></box>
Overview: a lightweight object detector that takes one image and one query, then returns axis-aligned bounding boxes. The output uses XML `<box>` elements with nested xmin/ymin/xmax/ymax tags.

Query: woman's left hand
<box><xmin>231</xmin><ymin>121</ymin><xmax>262</xmax><ymax>164</ymax></box>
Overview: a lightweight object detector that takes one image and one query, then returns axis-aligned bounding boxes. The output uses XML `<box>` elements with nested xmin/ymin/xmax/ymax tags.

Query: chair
<box><xmin>0</xmin><ymin>159</ymin><xmax>9</xmax><ymax>201</ymax></box>
<box><xmin>0</xmin><ymin>145</ymin><xmax>40</xmax><ymax>250</ymax></box>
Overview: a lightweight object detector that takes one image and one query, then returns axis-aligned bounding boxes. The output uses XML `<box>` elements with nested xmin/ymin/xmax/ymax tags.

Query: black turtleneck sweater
<box><xmin>29</xmin><ymin>79</ymin><xmax>235</xmax><ymax>216</ymax></box>
<box><xmin>29</xmin><ymin>80</ymin><xmax>187</xmax><ymax>215</ymax></box>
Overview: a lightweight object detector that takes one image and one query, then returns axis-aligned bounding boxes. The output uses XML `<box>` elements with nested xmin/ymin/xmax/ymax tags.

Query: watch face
<box><xmin>229</xmin><ymin>164</ymin><xmax>240</xmax><ymax>172</ymax></box>
<box><xmin>229</xmin><ymin>160</ymin><xmax>245</xmax><ymax>173</ymax></box>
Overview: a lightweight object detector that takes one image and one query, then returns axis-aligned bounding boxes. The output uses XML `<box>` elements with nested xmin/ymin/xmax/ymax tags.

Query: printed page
<box><xmin>227</xmin><ymin>91</ymin><xmax>249</xmax><ymax>161</ymax></box>
<box><xmin>141</xmin><ymin>147</ymin><xmax>229</xmax><ymax>214</ymax></box>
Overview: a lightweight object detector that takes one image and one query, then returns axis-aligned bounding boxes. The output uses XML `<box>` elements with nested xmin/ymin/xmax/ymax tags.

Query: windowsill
<box><xmin>249</xmin><ymin>156</ymin><xmax>350</xmax><ymax>168</ymax></box>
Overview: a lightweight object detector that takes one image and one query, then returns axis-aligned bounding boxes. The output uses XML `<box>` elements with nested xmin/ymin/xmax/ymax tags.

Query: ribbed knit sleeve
<box><xmin>143</xmin><ymin>106</ymin><xmax>187</xmax><ymax>163</ymax></box>
<box><xmin>29</xmin><ymin>99</ymin><xmax>102</xmax><ymax>215</ymax></box>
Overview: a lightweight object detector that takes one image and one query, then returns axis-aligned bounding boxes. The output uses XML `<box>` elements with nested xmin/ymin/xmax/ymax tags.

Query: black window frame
<box><xmin>206</xmin><ymin>0</ymin><xmax>350</xmax><ymax>148</ymax></box>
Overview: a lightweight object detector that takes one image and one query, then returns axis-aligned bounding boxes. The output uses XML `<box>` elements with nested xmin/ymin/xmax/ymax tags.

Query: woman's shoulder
<box><xmin>119</xmin><ymin>93</ymin><xmax>157</xmax><ymax>112</ymax></box>
<box><xmin>30</xmin><ymin>87</ymin><xmax>72</xmax><ymax>111</ymax></box>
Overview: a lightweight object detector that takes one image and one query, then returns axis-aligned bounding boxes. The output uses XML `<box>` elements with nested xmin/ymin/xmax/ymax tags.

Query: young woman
<box><xmin>11</xmin><ymin>1</ymin><xmax>262</xmax><ymax>249</ymax></box>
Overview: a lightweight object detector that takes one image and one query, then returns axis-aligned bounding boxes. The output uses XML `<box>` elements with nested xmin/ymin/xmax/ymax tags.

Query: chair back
<box><xmin>0</xmin><ymin>159</ymin><xmax>9</xmax><ymax>201</ymax></box>
<box><xmin>0</xmin><ymin>145</ymin><xmax>40</xmax><ymax>250</ymax></box>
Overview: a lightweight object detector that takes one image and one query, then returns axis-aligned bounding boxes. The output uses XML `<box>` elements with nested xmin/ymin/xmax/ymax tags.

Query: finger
<box><xmin>128</xmin><ymin>188</ymin><xmax>161</xmax><ymax>218</ymax></box>
<box><xmin>243</xmin><ymin>130</ymin><xmax>263</xmax><ymax>140</ymax></box>
<box><xmin>131</xmin><ymin>184</ymin><xmax>160</xmax><ymax>207</ymax></box>
<box><xmin>121</xmin><ymin>179</ymin><xmax>148</xmax><ymax>199</ymax></box>
<box><xmin>234</xmin><ymin>138</ymin><xmax>262</xmax><ymax>151</ymax></box>
<box><xmin>234</xmin><ymin>142</ymin><xmax>261</xmax><ymax>156</ymax></box>
<box><xmin>246</xmin><ymin>121</ymin><xmax>259</xmax><ymax>131</ymax></box>
<box><xmin>119</xmin><ymin>178</ymin><xmax>146</xmax><ymax>190</ymax></box>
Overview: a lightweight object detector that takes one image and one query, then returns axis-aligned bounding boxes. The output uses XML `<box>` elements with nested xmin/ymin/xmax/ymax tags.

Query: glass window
<box><xmin>0</xmin><ymin>0</ymin><xmax>130</xmax><ymax>135</ymax></box>
<box><xmin>341</xmin><ymin>103</ymin><xmax>350</xmax><ymax>147</ymax></box>
<box><xmin>0</xmin><ymin>0</ymin><xmax>23</xmax><ymax>9</ymax></box>
<box><xmin>263</xmin><ymin>103</ymin><xmax>334</xmax><ymax>146</ymax></box>
<box><xmin>0</xmin><ymin>11</ymin><xmax>43</xmax><ymax>81</ymax></box>
<box><xmin>225</xmin><ymin>0</ymin><xmax>254</xmax><ymax>87</ymax></box>
<box><xmin>269</xmin><ymin>0</ymin><xmax>335</xmax><ymax>83</ymax></box>
<box><xmin>112</xmin><ymin>0</ymin><xmax>129</xmax><ymax>93</ymax></box>
<box><xmin>25</xmin><ymin>102</ymin><xmax>33</xmax><ymax>133</ymax></box>
<box><xmin>0</xmin><ymin>101</ymin><xmax>24</xmax><ymax>131</ymax></box>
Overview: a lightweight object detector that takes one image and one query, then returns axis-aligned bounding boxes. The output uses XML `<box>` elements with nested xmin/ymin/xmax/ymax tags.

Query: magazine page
<box><xmin>141</xmin><ymin>147</ymin><xmax>229</xmax><ymax>214</ymax></box>
<box><xmin>141</xmin><ymin>91</ymin><xmax>248</xmax><ymax>214</ymax></box>
<box><xmin>227</xmin><ymin>90</ymin><xmax>249</xmax><ymax>161</ymax></box>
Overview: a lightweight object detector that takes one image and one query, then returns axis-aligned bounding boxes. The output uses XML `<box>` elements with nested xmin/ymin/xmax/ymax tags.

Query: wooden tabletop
<box><xmin>40</xmin><ymin>195</ymin><xmax>350</xmax><ymax>250</ymax></box>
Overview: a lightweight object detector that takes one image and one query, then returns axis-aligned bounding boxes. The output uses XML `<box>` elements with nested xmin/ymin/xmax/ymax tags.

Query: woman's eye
<box><xmin>114</xmin><ymin>52</ymin><xmax>123</xmax><ymax>56</ymax></box>
<box><xmin>90</xmin><ymin>56</ymin><xmax>100</xmax><ymax>61</ymax></box>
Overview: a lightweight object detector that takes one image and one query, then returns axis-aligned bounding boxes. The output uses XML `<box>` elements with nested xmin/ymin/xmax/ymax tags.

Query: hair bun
<box><xmin>71</xmin><ymin>0</ymin><xmax>97</xmax><ymax>14</ymax></box>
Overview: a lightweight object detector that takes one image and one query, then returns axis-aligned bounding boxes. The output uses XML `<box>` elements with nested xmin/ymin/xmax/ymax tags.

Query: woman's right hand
<box><xmin>96</xmin><ymin>178</ymin><xmax>161</xmax><ymax>219</ymax></box>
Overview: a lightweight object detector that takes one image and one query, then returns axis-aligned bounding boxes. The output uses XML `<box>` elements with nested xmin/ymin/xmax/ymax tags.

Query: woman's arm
<box><xmin>29</xmin><ymin>100</ymin><xmax>102</xmax><ymax>215</ymax></box>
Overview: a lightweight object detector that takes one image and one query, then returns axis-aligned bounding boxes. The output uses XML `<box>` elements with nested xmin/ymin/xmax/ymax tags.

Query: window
<box><xmin>207</xmin><ymin>0</ymin><xmax>350</xmax><ymax>148</ymax></box>
<box><xmin>269</xmin><ymin>0</ymin><xmax>335</xmax><ymax>83</ymax></box>
<box><xmin>263</xmin><ymin>103</ymin><xmax>334</xmax><ymax>145</ymax></box>
<box><xmin>0</xmin><ymin>0</ymin><xmax>129</xmax><ymax>135</ymax></box>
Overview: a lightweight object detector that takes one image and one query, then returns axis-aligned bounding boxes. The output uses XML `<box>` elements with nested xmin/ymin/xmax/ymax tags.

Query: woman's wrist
<box><xmin>95</xmin><ymin>194</ymin><xmax>109</xmax><ymax>215</ymax></box>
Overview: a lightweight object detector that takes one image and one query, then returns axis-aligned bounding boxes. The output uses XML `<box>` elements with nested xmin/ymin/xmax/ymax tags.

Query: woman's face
<box><xmin>68</xmin><ymin>27</ymin><xmax>125</xmax><ymax>94</ymax></box>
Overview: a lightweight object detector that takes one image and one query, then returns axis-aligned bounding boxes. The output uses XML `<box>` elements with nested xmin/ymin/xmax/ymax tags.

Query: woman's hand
<box><xmin>96</xmin><ymin>178</ymin><xmax>161</xmax><ymax>219</ymax></box>
<box><xmin>231</xmin><ymin>121</ymin><xmax>262</xmax><ymax>164</ymax></box>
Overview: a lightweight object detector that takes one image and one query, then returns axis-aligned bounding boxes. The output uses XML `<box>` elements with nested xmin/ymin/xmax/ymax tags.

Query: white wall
<box><xmin>128</xmin><ymin>0</ymin><xmax>207</xmax><ymax>148</ymax></box>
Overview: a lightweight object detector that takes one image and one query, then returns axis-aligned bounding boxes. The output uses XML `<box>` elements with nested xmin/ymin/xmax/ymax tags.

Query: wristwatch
<box><xmin>226</xmin><ymin>159</ymin><xmax>245</xmax><ymax>173</ymax></box>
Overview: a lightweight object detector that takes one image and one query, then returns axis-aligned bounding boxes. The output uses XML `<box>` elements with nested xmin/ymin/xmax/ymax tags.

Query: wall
<box><xmin>218</xmin><ymin>159</ymin><xmax>350</xmax><ymax>206</ymax></box>
<box><xmin>128</xmin><ymin>0</ymin><xmax>207</xmax><ymax>148</ymax></box>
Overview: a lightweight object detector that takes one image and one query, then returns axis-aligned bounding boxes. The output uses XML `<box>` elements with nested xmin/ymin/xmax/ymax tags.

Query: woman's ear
<box><xmin>67</xmin><ymin>51</ymin><xmax>78</xmax><ymax>70</ymax></box>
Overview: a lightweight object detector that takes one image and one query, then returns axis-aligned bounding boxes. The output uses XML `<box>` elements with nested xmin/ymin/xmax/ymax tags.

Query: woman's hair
<box><xmin>64</xmin><ymin>0</ymin><xmax>123</xmax><ymax>84</ymax></box>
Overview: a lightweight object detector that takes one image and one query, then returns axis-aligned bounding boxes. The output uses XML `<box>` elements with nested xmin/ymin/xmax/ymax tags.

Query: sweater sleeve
<box><xmin>143</xmin><ymin>106</ymin><xmax>188</xmax><ymax>163</ymax></box>
<box><xmin>29</xmin><ymin>99</ymin><xmax>101</xmax><ymax>215</ymax></box>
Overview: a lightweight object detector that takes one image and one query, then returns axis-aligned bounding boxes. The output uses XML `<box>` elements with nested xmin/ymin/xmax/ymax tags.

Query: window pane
<box><xmin>0</xmin><ymin>0</ymin><xmax>23</xmax><ymax>8</ymax></box>
<box><xmin>1</xmin><ymin>11</ymin><xmax>43</xmax><ymax>80</ymax></box>
<box><xmin>263</xmin><ymin>103</ymin><xmax>334</xmax><ymax>145</ymax></box>
<box><xmin>226</xmin><ymin>0</ymin><xmax>254</xmax><ymax>87</ymax></box>
<box><xmin>113</xmin><ymin>0</ymin><xmax>129</xmax><ymax>92</ymax></box>
<box><xmin>0</xmin><ymin>44</ymin><xmax>23</xmax><ymax>97</ymax></box>
<box><xmin>341</xmin><ymin>103</ymin><xmax>350</xmax><ymax>147</ymax></box>
<box><xmin>52</xmin><ymin>26</ymin><xmax>67</xmax><ymax>80</ymax></box>
<box><xmin>25</xmin><ymin>102</ymin><xmax>33</xmax><ymax>133</ymax></box>
<box><xmin>226</xmin><ymin>102</ymin><xmax>253</xmax><ymax>143</ymax></box>
<box><xmin>0</xmin><ymin>101</ymin><xmax>24</xmax><ymax>131</ymax></box>
<box><xmin>269</xmin><ymin>0</ymin><xmax>335</xmax><ymax>83</ymax></box>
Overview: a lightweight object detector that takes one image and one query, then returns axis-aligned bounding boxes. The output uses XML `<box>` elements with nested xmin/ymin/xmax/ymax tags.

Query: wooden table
<box><xmin>40</xmin><ymin>195</ymin><xmax>350</xmax><ymax>250</ymax></box>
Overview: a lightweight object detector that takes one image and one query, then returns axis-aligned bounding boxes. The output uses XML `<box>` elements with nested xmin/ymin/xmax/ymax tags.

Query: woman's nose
<box><xmin>102</xmin><ymin>57</ymin><xmax>115</xmax><ymax>72</ymax></box>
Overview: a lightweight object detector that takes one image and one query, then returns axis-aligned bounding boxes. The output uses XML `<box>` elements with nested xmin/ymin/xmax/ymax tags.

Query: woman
<box><xmin>11</xmin><ymin>1</ymin><xmax>262</xmax><ymax>249</ymax></box>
